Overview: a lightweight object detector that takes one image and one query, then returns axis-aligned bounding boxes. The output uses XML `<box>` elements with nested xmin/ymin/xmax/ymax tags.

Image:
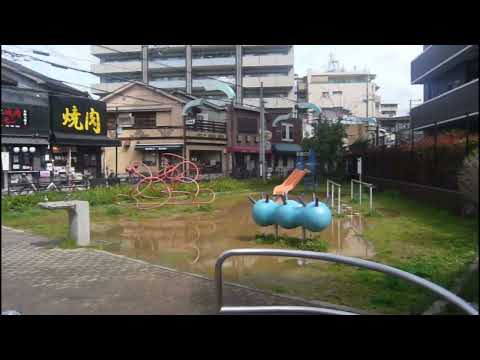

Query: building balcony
<box><xmin>91</xmin><ymin>45</ymin><xmax>142</xmax><ymax>56</ymax></box>
<box><xmin>411</xmin><ymin>45</ymin><xmax>478</xmax><ymax>84</ymax></box>
<box><xmin>243</xmin><ymin>97</ymin><xmax>294</xmax><ymax>109</ymax></box>
<box><xmin>411</xmin><ymin>79</ymin><xmax>478</xmax><ymax>129</ymax></box>
<box><xmin>242</xmin><ymin>75</ymin><xmax>294</xmax><ymax>88</ymax></box>
<box><xmin>92</xmin><ymin>58</ymin><xmax>188</xmax><ymax>74</ymax></box>
<box><xmin>192</xmin><ymin>57</ymin><xmax>235</xmax><ymax>68</ymax></box>
<box><xmin>242</xmin><ymin>52</ymin><xmax>294</xmax><ymax>67</ymax></box>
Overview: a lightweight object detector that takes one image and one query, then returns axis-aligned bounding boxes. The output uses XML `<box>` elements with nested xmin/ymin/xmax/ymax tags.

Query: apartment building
<box><xmin>410</xmin><ymin>45</ymin><xmax>478</xmax><ymax>133</ymax></box>
<box><xmin>303</xmin><ymin>70</ymin><xmax>382</xmax><ymax>118</ymax></box>
<box><xmin>90</xmin><ymin>45</ymin><xmax>296</xmax><ymax>111</ymax></box>
<box><xmin>380</xmin><ymin>103</ymin><xmax>398</xmax><ymax>117</ymax></box>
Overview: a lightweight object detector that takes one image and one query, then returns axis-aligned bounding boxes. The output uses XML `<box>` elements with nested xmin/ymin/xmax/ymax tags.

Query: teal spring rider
<box><xmin>248</xmin><ymin>193</ymin><xmax>332</xmax><ymax>233</ymax></box>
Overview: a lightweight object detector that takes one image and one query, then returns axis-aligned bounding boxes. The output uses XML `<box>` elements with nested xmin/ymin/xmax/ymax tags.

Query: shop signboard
<box><xmin>1</xmin><ymin>88</ymin><xmax>50</xmax><ymax>137</ymax></box>
<box><xmin>50</xmin><ymin>95</ymin><xmax>108</xmax><ymax>138</ymax></box>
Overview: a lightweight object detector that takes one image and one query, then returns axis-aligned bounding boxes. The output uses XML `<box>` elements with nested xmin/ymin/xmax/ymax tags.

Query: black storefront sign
<box><xmin>1</xmin><ymin>88</ymin><xmax>50</xmax><ymax>138</ymax></box>
<box><xmin>50</xmin><ymin>94</ymin><xmax>119</xmax><ymax>146</ymax></box>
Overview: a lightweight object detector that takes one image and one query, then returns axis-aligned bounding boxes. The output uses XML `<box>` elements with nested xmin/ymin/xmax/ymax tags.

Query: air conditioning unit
<box><xmin>117</xmin><ymin>113</ymin><xmax>134</xmax><ymax>127</ymax></box>
<box><xmin>196</xmin><ymin>113</ymin><xmax>208</xmax><ymax>121</ymax></box>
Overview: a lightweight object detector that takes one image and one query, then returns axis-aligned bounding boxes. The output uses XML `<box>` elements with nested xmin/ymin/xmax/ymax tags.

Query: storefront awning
<box><xmin>52</xmin><ymin>133</ymin><xmax>120</xmax><ymax>147</ymax></box>
<box><xmin>226</xmin><ymin>146</ymin><xmax>271</xmax><ymax>154</ymax></box>
<box><xmin>135</xmin><ymin>143</ymin><xmax>183</xmax><ymax>151</ymax></box>
<box><xmin>272</xmin><ymin>143</ymin><xmax>303</xmax><ymax>153</ymax></box>
<box><xmin>1</xmin><ymin>136</ymin><xmax>49</xmax><ymax>145</ymax></box>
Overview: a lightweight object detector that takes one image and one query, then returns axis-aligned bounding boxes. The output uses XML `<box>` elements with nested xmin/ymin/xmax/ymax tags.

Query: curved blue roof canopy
<box><xmin>296</xmin><ymin>102</ymin><xmax>322</xmax><ymax>114</ymax></box>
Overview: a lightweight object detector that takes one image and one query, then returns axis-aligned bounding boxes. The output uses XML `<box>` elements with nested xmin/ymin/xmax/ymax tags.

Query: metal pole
<box><xmin>359</xmin><ymin>182</ymin><xmax>362</xmax><ymax>206</ymax></box>
<box><xmin>351</xmin><ymin>179</ymin><xmax>353</xmax><ymax>200</ymax></box>
<box><xmin>359</xmin><ymin>172</ymin><xmax>362</xmax><ymax>206</ymax></box>
<box><xmin>115</xmin><ymin>109</ymin><xmax>118</xmax><ymax>176</ymax></box>
<box><xmin>331</xmin><ymin>183</ymin><xmax>334</xmax><ymax>208</ymax></box>
<box><xmin>327</xmin><ymin>180</ymin><xmax>329</xmax><ymax>200</ymax></box>
<box><xmin>142</xmin><ymin>45</ymin><xmax>149</xmax><ymax>84</ymax></box>
<box><xmin>338</xmin><ymin>186</ymin><xmax>341</xmax><ymax>214</ymax></box>
<box><xmin>259</xmin><ymin>81</ymin><xmax>265</xmax><ymax>182</ymax></box>
<box><xmin>369</xmin><ymin>186</ymin><xmax>373</xmax><ymax>211</ymax></box>
<box><xmin>366</xmin><ymin>73</ymin><xmax>369</xmax><ymax>118</ymax></box>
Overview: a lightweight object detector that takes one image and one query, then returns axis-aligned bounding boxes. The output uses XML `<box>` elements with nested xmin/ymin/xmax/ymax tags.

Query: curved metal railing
<box><xmin>215</xmin><ymin>249</ymin><xmax>478</xmax><ymax>315</ymax></box>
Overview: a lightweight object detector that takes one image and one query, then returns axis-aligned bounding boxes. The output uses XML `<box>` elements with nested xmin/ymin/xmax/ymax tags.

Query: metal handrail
<box><xmin>215</xmin><ymin>249</ymin><xmax>478</xmax><ymax>315</ymax></box>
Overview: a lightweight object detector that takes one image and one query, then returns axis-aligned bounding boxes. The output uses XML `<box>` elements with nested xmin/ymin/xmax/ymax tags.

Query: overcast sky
<box><xmin>3</xmin><ymin>45</ymin><xmax>424</xmax><ymax>115</ymax></box>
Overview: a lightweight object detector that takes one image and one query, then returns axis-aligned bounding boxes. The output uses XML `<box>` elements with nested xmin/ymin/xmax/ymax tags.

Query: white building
<box><xmin>90</xmin><ymin>45</ymin><xmax>296</xmax><ymax>110</ymax></box>
<box><xmin>380</xmin><ymin>103</ymin><xmax>398</xmax><ymax>117</ymax></box>
<box><xmin>305</xmin><ymin>69</ymin><xmax>382</xmax><ymax>118</ymax></box>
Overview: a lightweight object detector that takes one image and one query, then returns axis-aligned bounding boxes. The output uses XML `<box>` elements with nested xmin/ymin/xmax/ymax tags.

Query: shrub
<box><xmin>458</xmin><ymin>148</ymin><xmax>479</xmax><ymax>215</ymax></box>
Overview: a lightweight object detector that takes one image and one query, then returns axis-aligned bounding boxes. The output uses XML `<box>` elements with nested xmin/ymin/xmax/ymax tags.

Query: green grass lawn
<box><xmin>1</xmin><ymin>180</ymin><xmax>477</xmax><ymax>314</ymax></box>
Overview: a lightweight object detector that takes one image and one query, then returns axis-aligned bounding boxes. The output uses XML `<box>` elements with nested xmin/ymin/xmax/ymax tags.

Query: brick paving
<box><xmin>2</xmin><ymin>227</ymin><xmax>357</xmax><ymax>315</ymax></box>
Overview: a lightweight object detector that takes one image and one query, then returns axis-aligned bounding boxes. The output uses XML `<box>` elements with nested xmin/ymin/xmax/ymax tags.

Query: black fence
<box><xmin>346</xmin><ymin>127</ymin><xmax>479</xmax><ymax>190</ymax></box>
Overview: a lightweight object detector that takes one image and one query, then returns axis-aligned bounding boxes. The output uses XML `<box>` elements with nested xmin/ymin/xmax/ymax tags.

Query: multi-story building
<box><xmin>303</xmin><ymin>69</ymin><xmax>382</xmax><ymax>118</ymax></box>
<box><xmin>410</xmin><ymin>45</ymin><xmax>478</xmax><ymax>133</ymax></box>
<box><xmin>380</xmin><ymin>103</ymin><xmax>398</xmax><ymax>117</ymax></box>
<box><xmin>90</xmin><ymin>45</ymin><xmax>296</xmax><ymax>111</ymax></box>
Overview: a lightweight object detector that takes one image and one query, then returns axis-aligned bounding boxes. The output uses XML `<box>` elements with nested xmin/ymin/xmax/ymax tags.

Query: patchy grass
<box><xmin>2</xmin><ymin>179</ymin><xmax>477</xmax><ymax>314</ymax></box>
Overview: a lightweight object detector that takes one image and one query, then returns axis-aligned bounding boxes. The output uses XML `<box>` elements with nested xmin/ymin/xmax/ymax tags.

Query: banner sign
<box><xmin>50</xmin><ymin>95</ymin><xmax>107</xmax><ymax>137</ymax></box>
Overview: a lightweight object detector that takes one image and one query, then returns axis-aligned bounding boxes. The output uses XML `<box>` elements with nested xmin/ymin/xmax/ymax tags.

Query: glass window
<box><xmin>134</xmin><ymin>112</ymin><xmax>156</xmax><ymax>128</ymax></box>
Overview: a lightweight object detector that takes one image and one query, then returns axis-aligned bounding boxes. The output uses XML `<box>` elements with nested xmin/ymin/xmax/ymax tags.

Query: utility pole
<box><xmin>259</xmin><ymin>82</ymin><xmax>266</xmax><ymax>182</ymax></box>
<box><xmin>366</xmin><ymin>73</ymin><xmax>369</xmax><ymax>118</ymax></box>
<box><xmin>142</xmin><ymin>45</ymin><xmax>149</xmax><ymax>84</ymax></box>
<box><xmin>115</xmin><ymin>107</ymin><xmax>118</xmax><ymax>176</ymax></box>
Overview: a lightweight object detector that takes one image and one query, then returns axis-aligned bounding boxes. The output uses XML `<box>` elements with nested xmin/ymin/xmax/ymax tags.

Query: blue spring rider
<box><xmin>248</xmin><ymin>193</ymin><xmax>332</xmax><ymax>233</ymax></box>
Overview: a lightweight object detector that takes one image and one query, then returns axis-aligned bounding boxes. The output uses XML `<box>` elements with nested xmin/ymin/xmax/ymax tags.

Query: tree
<box><xmin>302</xmin><ymin>118</ymin><xmax>347</xmax><ymax>176</ymax></box>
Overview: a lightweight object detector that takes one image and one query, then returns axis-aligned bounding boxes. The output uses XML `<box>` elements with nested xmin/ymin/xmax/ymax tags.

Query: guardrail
<box><xmin>214</xmin><ymin>249</ymin><xmax>479</xmax><ymax>315</ymax></box>
<box><xmin>326</xmin><ymin>180</ymin><xmax>341</xmax><ymax>214</ymax></box>
<box><xmin>351</xmin><ymin>179</ymin><xmax>374</xmax><ymax>211</ymax></box>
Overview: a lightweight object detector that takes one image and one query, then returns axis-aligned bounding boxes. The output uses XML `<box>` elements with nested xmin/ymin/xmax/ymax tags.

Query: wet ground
<box><xmin>91</xmin><ymin>196</ymin><xmax>375</xmax><ymax>300</ymax></box>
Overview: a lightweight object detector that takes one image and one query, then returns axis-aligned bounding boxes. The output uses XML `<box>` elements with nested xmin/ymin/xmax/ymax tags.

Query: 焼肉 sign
<box><xmin>50</xmin><ymin>95</ymin><xmax>107</xmax><ymax>137</ymax></box>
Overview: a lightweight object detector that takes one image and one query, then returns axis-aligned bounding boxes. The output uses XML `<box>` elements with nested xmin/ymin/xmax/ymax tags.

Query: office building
<box><xmin>90</xmin><ymin>45</ymin><xmax>296</xmax><ymax>110</ymax></box>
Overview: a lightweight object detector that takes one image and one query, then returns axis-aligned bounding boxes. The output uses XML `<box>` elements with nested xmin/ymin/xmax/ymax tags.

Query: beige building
<box><xmin>100</xmin><ymin>82</ymin><xmax>228</xmax><ymax>177</ymax></box>
<box><xmin>305</xmin><ymin>70</ymin><xmax>382</xmax><ymax>118</ymax></box>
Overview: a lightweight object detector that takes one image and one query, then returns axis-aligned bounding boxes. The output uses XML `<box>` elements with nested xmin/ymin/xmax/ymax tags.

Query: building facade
<box><xmin>303</xmin><ymin>70</ymin><xmax>382</xmax><ymax>118</ymax></box>
<box><xmin>410</xmin><ymin>45</ymin><xmax>478</xmax><ymax>133</ymax></box>
<box><xmin>2</xmin><ymin>57</ymin><xmax>117</xmax><ymax>191</ymax></box>
<box><xmin>90</xmin><ymin>45</ymin><xmax>296</xmax><ymax>111</ymax></box>
<box><xmin>101</xmin><ymin>83</ymin><xmax>229</xmax><ymax>178</ymax></box>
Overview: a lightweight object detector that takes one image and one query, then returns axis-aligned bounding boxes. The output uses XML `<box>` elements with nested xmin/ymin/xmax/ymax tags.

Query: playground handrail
<box><xmin>215</xmin><ymin>249</ymin><xmax>478</xmax><ymax>315</ymax></box>
<box><xmin>351</xmin><ymin>179</ymin><xmax>374</xmax><ymax>188</ymax></box>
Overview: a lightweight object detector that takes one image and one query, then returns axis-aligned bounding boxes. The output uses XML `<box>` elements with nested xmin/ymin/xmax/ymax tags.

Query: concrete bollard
<box><xmin>39</xmin><ymin>200</ymin><xmax>90</xmax><ymax>246</ymax></box>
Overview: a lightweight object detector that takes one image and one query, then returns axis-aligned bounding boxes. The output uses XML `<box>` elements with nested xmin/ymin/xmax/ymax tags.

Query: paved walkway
<box><xmin>1</xmin><ymin>227</ymin><xmax>356</xmax><ymax>315</ymax></box>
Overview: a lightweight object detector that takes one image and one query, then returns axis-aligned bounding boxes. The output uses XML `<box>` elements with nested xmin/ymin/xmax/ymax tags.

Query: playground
<box><xmin>2</xmin><ymin>164</ymin><xmax>478</xmax><ymax>314</ymax></box>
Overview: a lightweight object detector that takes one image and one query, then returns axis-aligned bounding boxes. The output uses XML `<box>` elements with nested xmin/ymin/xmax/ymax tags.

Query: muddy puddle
<box><xmin>92</xmin><ymin>198</ymin><xmax>375</xmax><ymax>295</ymax></box>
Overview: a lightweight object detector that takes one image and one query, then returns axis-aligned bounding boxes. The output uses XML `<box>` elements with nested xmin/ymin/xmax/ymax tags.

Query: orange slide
<box><xmin>273</xmin><ymin>169</ymin><xmax>308</xmax><ymax>196</ymax></box>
